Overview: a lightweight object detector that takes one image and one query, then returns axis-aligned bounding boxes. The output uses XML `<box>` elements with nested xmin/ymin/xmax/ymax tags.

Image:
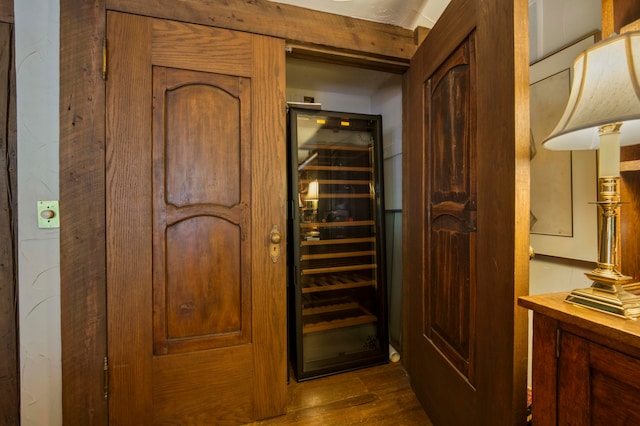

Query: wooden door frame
<box><xmin>60</xmin><ymin>1</ymin><xmax>418</xmax><ymax>424</ymax></box>
<box><xmin>59</xmin><ymin>0</ymin><xmax>640</xmax><ymax>424</ymax></box>
<box><xmin>0</xmin><ymin>0</ymin><xmax>16</xmax><ymax>423</ymax></box>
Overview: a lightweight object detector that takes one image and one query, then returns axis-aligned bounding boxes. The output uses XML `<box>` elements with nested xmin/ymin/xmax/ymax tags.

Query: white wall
<box><xmin>370</xmin><ymin>75</ymin><xmax>404</xmax><ymax>348</ymax></box>
<box><xmin>529</xmin><ymin>0</ymin><xmax>602</xmax><ymax>63</ymax></box>
<box><xmin>527</xmin><ymin>0</ymin><xmax>602</xmax><ymax>302</ymax></box>
<box><xmin>526</xmin><ymin>0</ymin><xmax>602</xmax><ymax>385</ymax></box>
<box><xmin>287</xmin><ymin>87</ymin><xmax>374</xmax><ymax>115</ymax></box>
<box><xmin>15</xmin><ymin>0</ymin><xmax>61</xmax><ymax>425</ymax></box>
<box><xmin>371</xmin><ymin>77</ymin><xmax>403</xmax><ymax>211</ymax></box>
<box><xmin>540</xmin><ymin>0</ymin><xmax>602</xmax><ymax>57</ymax></box>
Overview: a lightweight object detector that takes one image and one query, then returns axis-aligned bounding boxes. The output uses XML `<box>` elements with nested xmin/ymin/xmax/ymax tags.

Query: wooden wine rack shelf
<box><xmin>315</xmin><ymin>193</ymin><xmax>372</xmax><ymax>199</ymax></box>
<box><xmin>302</xmin><ymin>165</ymin><xmax>373</xmax><ymax>173</ymax></box>
<box><xmin>302</xmin><ymin>299</ymin><xmax>377</xmax><ymax>334</ymax></box>
<box><xmin>301</xmin><ymin>250</ymin><xmax>375</xmax><ymax>261</ymax></box>
<box><xmin>302</xmin><ymin>273</ymin><xmax>375</xmax><ymax>294</ymax></box>
<box><xmin>301</xmin><ymin>263</ymin><xmax>376</xmax><ymax>275</ymax></box>
<box><xmin>303</xmin><ymin>300</ymin><xmax>360</xmax><ymax>315</ymax></box>
<box><xmin>300</xmin><ymin>179</ymin><xmax>371</xmax><ymax>186</ymax></box>
<box><xmin>301</xmin><ymin>143</ymin><xmax>371</xmax><ymax>152</ymax></box>
<box><xmin>301</xmin><ymin>237</ymin><xmax>375</xmax><ymax>247</ymax></box>
<box><xmin>300</xmin><ymin>220</ymin><xmax>374</xmax><ymax>229</ymax></box>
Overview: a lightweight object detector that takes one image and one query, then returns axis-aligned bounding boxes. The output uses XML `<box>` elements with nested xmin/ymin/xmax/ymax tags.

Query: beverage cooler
<box><xmin>287</xmin><ymin>107</ymin><xmax>388</xmax><ymax>381</ymax></box>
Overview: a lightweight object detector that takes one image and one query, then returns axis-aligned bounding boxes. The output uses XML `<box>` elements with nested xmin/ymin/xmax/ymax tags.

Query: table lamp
<box><xmin>543</xmin><ymin>31</ymin><xmax>640</xmax><ymax>318</ymax></box>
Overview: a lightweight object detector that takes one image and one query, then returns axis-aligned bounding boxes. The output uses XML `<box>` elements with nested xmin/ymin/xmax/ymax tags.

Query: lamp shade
<box><xmin>543</xmin><ymin>31</ymin><xmax>640</xmax><ymax>150</ymax></box>
<box><xmin>306</xmin><ymin>180</ymin><xmax>319</xmax><ymax>200</ymax></box>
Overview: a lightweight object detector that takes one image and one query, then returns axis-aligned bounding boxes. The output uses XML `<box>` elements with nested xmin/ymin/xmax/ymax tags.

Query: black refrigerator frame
<box><xmin>287</xmin><ymin>107</ymin><xmax>389</xmax><ymax>381</ymax></box>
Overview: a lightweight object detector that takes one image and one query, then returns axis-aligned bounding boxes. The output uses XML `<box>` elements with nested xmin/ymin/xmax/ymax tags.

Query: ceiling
<box><xmin>270</xmin><ymin>0</ymin><xmax>451</xmax><ymax>29</ymax></box>
<box><xmin>278</xmin><ymin>0</ymin><xmax>452</xmax><ymax>96</ymax></box>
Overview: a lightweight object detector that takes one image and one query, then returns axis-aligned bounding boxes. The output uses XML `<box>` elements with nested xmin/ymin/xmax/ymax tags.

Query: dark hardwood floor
<box><xmin>248</xmin><ymin>362</ymin><xmax>433</xmax><ymax>425</ymax></box>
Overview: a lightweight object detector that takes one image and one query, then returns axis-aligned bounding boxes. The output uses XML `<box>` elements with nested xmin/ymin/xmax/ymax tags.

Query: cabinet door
<box><xmin>559</xmin><ymin>332</ymin><xmax>640</xmax><ymax>425</ymax></box>
<box><xmin>289</xmin><ymin>108</ymin><xmax>388</xmax><ymax>380</ymax></box>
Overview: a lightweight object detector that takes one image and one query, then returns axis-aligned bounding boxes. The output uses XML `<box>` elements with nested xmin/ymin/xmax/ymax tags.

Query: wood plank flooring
<box><xmin>248</xmin><ymin>362</ymin><xmax>433</xmax><ymax>425</ymax></box>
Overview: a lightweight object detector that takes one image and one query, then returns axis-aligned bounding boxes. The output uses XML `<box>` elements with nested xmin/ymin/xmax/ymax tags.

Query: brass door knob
<box><xmin>270</xmin><ymin>227</ymin><xmax>282</xmax><ymax>244</ymax></box>
<box><xmin>270</xmin><ymin>225</ymin><xmax>282</xmax><ymax>263</ymax></box>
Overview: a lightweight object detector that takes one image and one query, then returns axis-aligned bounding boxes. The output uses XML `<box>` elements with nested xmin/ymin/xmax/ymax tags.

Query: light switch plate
<box><xmin>37</xmin><ymin>200</ymin><xmax>60</xmax><ymax>228</ymax></box>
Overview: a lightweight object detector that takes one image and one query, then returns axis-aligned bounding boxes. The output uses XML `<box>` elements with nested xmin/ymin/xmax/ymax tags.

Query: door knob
<box><xmin>270</xmin><ymin>225</ymin><xmax>282</xmax><ymax>262</ymax></box>
<box><xmin>270</xmin><ymin>226</ymin><xmax>282</xmax><ymax>244</ymax></box>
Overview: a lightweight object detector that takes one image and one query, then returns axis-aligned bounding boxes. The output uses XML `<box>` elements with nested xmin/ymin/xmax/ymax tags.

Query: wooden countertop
<box><xmin>519</xmin><ymin>292</ymin><xmax>640</xmax><ymax>349</ymax></box>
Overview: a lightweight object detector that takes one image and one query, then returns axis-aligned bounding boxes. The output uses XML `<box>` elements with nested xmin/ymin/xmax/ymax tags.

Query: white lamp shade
<box><xmin>543</xmin><ymin>31</ymin><xmax>640</xmax><ymax>150</ymax></box>
<box><xmin>306</xmin><ymin>180</ymin><xmax>319</xmax><ymax>200</ymax></box>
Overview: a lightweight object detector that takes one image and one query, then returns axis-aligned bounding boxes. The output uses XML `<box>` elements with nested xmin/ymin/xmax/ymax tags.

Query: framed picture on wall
<box><xmin>529</xmin><ymin>31</ymin><xmax>600</xmax><ymax>262</ymax></box>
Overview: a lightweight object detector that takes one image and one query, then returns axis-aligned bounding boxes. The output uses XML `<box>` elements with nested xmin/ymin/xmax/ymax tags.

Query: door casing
<box><xmin>0</xmin><ymin>11</ymin><xmax>18</xmax><ymax>425</ymax></box>
<box><xmin>60</xmin><ymin>3</ymin><xmax>420</xmax><ymax>423</ymax></box>
<box><xmin>60</xmin><ymin>0</ymin><xmax>530</xmax><ymax>424</ymax></box>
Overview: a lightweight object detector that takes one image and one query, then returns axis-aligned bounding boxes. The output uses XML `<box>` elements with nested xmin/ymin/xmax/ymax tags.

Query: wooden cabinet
<box><xmin>614</xmin><ymin>8</ymin><xmax>640</xmax><ymax>283</ymax></box>
<box><xmin>287</xmin><ymin>107</ymin><xmax>388</xmax><ymax>380</ymax></box>
<box><xmin>520</xmin><ymin>293</ymin><xmax>640</xmax><ymax>425</ymax></box>
<box><xmin>620</xmin><ymin>145</ymin><xmax>640</xmax><ymax>281</ymax></box>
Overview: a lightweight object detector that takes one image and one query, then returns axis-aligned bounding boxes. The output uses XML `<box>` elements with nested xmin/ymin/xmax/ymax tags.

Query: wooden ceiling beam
<box><xmin>106</xmin><ymin>0</ymin><xmax>419</xmax><ymax>63</ymax></box>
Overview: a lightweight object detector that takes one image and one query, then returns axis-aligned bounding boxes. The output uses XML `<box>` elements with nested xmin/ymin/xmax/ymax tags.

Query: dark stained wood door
<box><xmin>106</xmin><ymin>12</ymin><xmax>287</xmax><ymax>424</ymax></box>
<box><xmin>403</xmin><ymin>0</ymin><xmax>530</xmax><ymax>424</ymax></box>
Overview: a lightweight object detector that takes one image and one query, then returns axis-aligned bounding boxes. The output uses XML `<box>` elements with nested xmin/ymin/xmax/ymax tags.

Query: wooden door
<box><xmin>403</xmin><ymin>0</ymin><xmax>530</xmax><ymax>424</ymax></box>
<box><xmin>106</xmin><ymin>12</ymin><xmax>287</xmax><ymax>424</ymax></box>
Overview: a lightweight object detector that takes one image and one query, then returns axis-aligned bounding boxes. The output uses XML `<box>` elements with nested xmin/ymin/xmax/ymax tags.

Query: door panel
<box><xmin>404</xmin><ymin>0</ymin><xmax>530</xmax><ymax>424</ymax></box>
<box><xmin>426</xmin><ymin>35</ymin><xmax>476</xmax><ymax>381</ymax></box>
<box><xmin>152</xmin><ymin>66</ymin><xmax>252</xmax><ymax>356</ymax></box>
<box><xmin>107</xmin><ymin>11</ymin><xmax>287</xmax><ymax>424</ymax></box>
<box><xmin>160</xmin><ymin>69</ymin><xmax>247</xmax><ymax>208</ymax></box>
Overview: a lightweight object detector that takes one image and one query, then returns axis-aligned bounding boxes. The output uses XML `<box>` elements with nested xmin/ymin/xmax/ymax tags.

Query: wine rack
<box><xmin>287</xmin><ymin>107</ymin><xmax>388</xmax><ymax>380</ymax></box>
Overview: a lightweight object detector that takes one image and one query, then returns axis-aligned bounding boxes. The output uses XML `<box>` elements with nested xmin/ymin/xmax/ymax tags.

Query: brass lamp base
<box><xmin>566</xmin><ymin>282</ymin><xmax>640</xmax><ymax>319</ymax></box>
<box><xmin>564</xmin><ymin>173</ymin><xmax>640</xmax><ymax>319</ymax></box>
<box><xmin>585</xmin><ymin>268</ymin><xmax>633</xmax><ymax>286</ymax></box>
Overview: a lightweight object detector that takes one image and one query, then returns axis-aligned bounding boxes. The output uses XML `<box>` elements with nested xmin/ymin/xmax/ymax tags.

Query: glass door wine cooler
<box><xmin>287</xmin><ymin>107</ymin><xmax>388</xmax><ymax>380</ymax></box>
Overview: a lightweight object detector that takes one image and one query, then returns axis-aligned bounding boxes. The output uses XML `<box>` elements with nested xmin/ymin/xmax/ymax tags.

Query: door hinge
<box><xmin>103</xmin><ymin>356</ymin><xmax>109</xmax><ymax>400</ymax></box>
<box><xmin>556</xmin><ymin>328</ymin><xmax>561</xmax><ymax>358</ymax></box>
<box><xmin>102</xmin><ymin>37</ymin><xmax>107</xmax><ymax>81</ymax></box>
